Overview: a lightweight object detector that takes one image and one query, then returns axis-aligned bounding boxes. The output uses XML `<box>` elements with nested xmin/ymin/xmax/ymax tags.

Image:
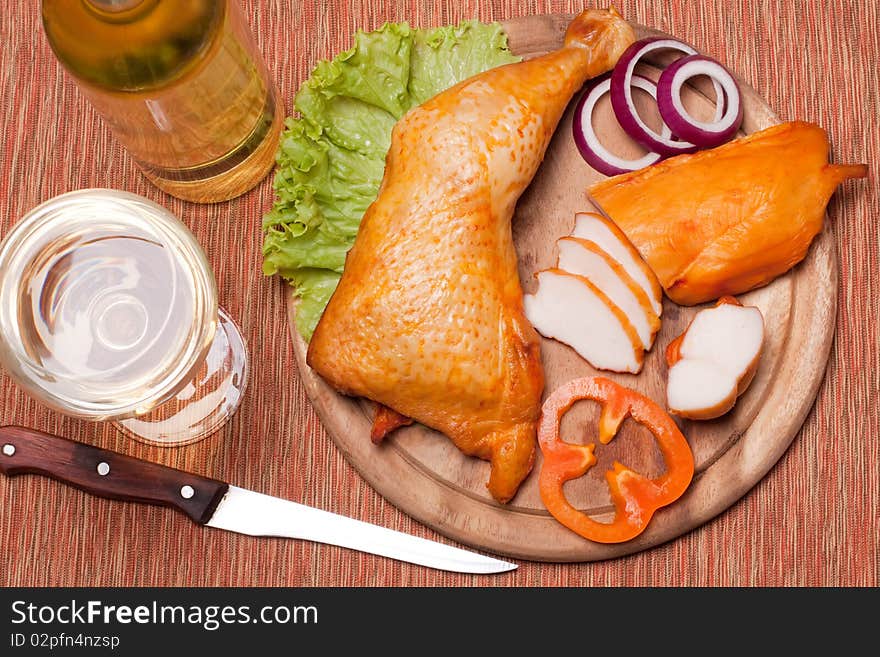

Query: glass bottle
<box><xmin>41</xmin><ymin>0</ymin><xmax>283</xmax><ymax>203</ymax></box>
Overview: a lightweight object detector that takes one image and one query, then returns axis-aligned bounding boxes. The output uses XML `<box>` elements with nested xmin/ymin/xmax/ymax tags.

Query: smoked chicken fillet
<box><xmin>307</xmin><ymin>8</ymin><xmax>636</xmax><ymax>503</ymax></box>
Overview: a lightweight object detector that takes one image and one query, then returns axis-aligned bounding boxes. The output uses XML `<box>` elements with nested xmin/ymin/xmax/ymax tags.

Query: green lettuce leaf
<box><xmin>295</xmin><ymin>90</ymin><xmax>396</xmax><ymax>159</ymax></box>
<box><xmin>286</xmin><ymin>269</ymin><xmax>342</xmax><ymax>341</ymax></box>
<box><xmin>263</xmin><ymin>20</ymin><xmax>520</xmax><ymax>341</ymax></box>
<box><xmin>408</xmin><ymin>21</ymin><xmax>519</xmax><ymax>105</ymax></box>
<box><xmin>307</xmin><ymin>22</ymin><xmax>413</xmax><ymax>118</ymax></box>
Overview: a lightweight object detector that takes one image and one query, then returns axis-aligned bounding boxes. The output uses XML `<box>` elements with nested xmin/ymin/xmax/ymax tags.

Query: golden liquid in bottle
<box><xmin>41</xmin><ymin>0</ymin><xmax>283</xmax><ymax>203</ymax></box>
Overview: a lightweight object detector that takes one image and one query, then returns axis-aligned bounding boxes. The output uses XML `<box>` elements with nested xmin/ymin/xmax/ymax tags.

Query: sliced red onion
<box><xmin>610</xmin><ymin>37</ymin><xmax>725</xmax><ymax>157</ymax></box>
<box><xmin>572</xmin><ymin>74</ymin><xmax>670</xmax><ymax>176</ymax></box>
<box><xmin>657</xmin><ymin>54</ymin><xmax>743</xmax><ymax>147</ymax></box>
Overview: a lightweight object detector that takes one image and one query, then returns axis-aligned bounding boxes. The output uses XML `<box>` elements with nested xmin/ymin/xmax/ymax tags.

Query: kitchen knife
<box><xmin>0</xmin><ymin>426</ymin><xmax>516</xmax><ymax>574</ymax></box>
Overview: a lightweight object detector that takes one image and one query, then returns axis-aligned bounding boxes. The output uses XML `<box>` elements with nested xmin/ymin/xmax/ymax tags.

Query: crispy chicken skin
<box><xmin>307</xmin><ymin>8</ymin><xmax>636</xmax><ymax>503</ymax></box>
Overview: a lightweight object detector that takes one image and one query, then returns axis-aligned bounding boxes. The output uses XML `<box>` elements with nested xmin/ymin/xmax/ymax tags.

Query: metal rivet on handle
<box><xmin>97</xmin><ymin>462</ymin><xmax>110</xmax><ymax>476</ymax></box>
<box><xmin>2</xmin><ymin>444</ymin><xmax>15</xmax><ymax>456</ymax></box>
<box><xmin>180</xmin><ymin>485</ymin><xmax>195</xmax><ymax>499</ymax></box>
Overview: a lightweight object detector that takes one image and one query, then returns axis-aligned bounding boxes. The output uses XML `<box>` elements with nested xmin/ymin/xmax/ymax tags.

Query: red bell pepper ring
<box><xmin>538</xmin><ymin>377</ymin><xmax>694</xmax><ymax>544</ymax></box>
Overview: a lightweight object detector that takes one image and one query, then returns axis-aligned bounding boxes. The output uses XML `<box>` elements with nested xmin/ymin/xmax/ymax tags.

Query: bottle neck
<box><xmin>82</xmin><ymin>0</ymin><xmax>159</xmax><ymax>23</ymax></box>
<box><xmin>87</xmin><ymin>0</ymin><xmax>146</xmax><ymax>9</ymax></box>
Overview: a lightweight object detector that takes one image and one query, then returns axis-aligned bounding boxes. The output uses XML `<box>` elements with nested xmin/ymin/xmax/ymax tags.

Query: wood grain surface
<box><xmin>0</xmin><ymin>426</ymin><xmax>230</xmax><ymax>525</ymax></box>
<box><xmin>1</xmin><ymin>0</ymin><xmax>875</xmax><ymax>587</ymax></box>
<box><xmin>288</xmin><ymin>16</ymin><xmax>839</xmax><ymax>561</ymax></box>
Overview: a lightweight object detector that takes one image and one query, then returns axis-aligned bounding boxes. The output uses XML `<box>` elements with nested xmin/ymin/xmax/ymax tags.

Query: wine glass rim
<box><xmin>0</xmin><ymin>188</ymin><xmax>220</xmax><ymax>420</ymax></box>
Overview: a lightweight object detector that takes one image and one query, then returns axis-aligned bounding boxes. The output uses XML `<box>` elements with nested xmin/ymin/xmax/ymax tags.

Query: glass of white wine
<box><xmin>0</xmin><ymin>189</ymin><xmax>248</xmax><ymax>446</ymax></box>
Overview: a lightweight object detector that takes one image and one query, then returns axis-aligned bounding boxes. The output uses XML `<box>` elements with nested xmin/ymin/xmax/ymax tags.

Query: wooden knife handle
<box><xmin>0</xmin><ymin>425</ymin><xmax>229</xmax><ymax>524</ymax></box>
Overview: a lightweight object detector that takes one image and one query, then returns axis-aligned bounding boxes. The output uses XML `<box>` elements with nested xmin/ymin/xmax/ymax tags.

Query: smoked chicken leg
<box><xmin>307</xmin><ymin>8</ymin><xmax>636</xmax><ymax>503</ymax></box>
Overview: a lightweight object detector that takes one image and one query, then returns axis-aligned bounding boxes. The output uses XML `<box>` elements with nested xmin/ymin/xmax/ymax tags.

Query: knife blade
<box><xmin>0</xmin><ymin>425</ymin><xmax>516</xmax><ymax>574</ymax></box>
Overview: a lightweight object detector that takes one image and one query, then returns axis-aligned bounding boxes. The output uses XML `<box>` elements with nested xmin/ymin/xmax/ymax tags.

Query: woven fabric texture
<box><xmin>0</xmin><ymin>0</ymin><xmax>876</xmax><ymax>587</ymax></box>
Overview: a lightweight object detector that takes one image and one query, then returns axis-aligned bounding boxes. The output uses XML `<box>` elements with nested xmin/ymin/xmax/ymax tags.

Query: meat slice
<box><xmin>556</xmin><ymin>236</ymin><xmax>660</xmax><ymax>350</ymax></box>
<box><xmin>523</xmin><ymin>269</ymin><xmax>644</xmax><ymax>374</ymax></box>
<box><xmin>570</xmin><ymin>212</ymin><xmax>663</xmax><ymax>316</ymax></box>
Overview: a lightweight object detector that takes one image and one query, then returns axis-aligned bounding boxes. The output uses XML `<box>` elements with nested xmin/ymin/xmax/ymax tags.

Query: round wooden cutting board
<box><xmin>286</xmin><ymin>15</ymin><xmax>837</xmax><ymax>561</ymax></box>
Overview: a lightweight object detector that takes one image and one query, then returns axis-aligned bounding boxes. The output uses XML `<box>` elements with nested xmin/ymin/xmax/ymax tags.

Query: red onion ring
<box><xmin>610</xmin><ymin>37</ymin><xmax>725</xmax><ymax>157</ymax></box>
<box><xmin>657</xmin><ymin>54</ymin><xmax>743</xmax><ymax>147</ymax></box>
<box><xmin>572</xmin><ymin>74</ymin><xmax>670</xmax><ymax>176</ymax></box>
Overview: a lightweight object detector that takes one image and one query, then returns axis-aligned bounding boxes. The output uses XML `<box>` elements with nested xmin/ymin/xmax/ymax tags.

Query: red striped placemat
<box><xmin>0</xmin><ymin>0</ymin><xmax>876</xmax><ymax>586</ymax></box>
